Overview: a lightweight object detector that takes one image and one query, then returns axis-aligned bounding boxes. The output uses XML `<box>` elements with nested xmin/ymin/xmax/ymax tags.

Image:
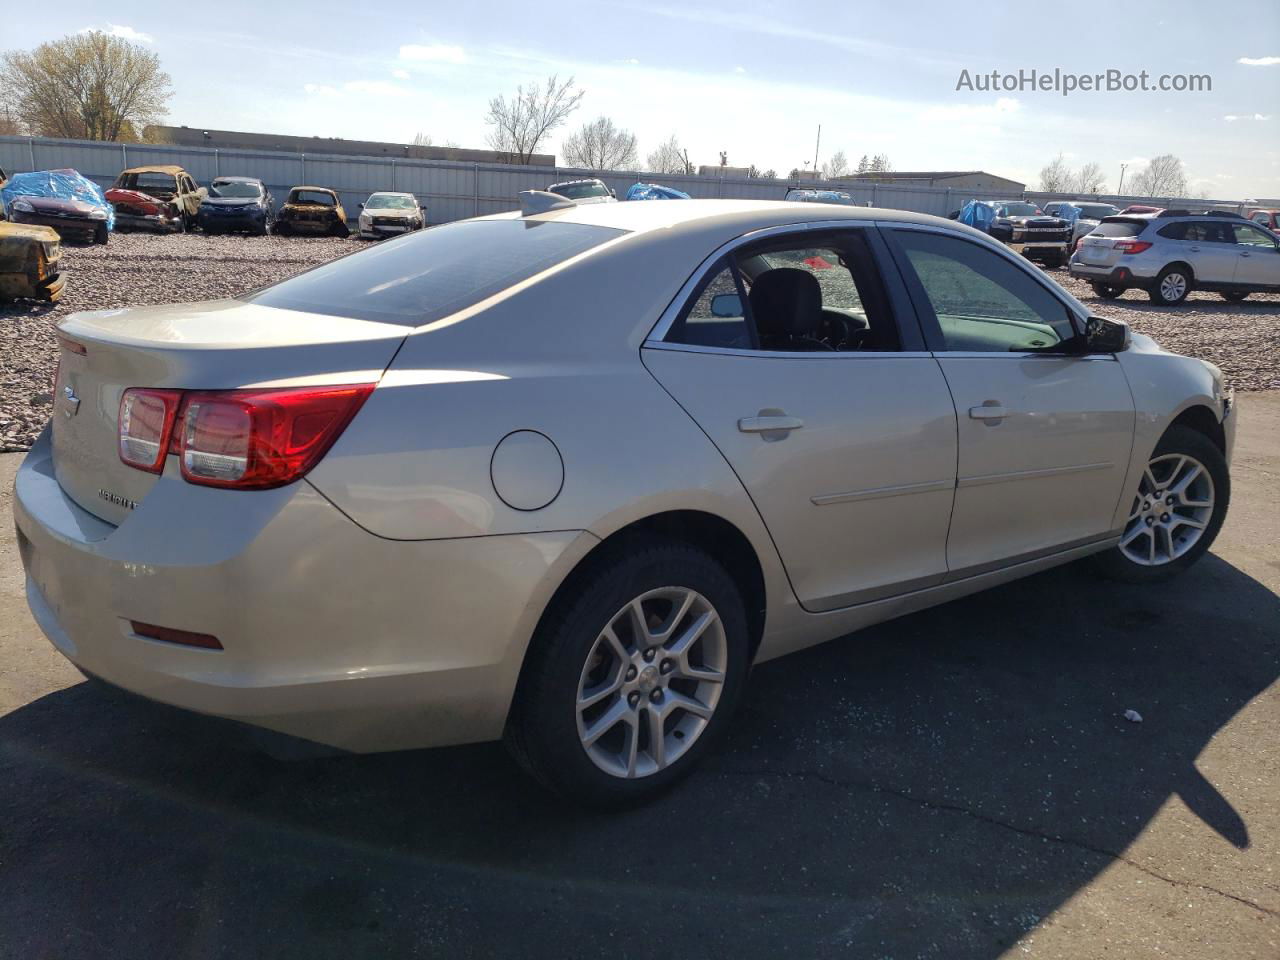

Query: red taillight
<box><xmin>1114</xmin><ymin>240</ymin><xmax>1153</xmax><ymax>255</ymax></box>
<box><xmin>118</xmin><ymin>383</ymin><xmax>373</xmax><ymax>488</ymax></box>
<box><xmin>131</xmin><ymin>621</ymin><xmax>223</xmax><ymax>650</ymax></box>
<box><xmin>119</xmin><ymin>388</ymin><xmax>183</xmax><ymax>473</ymax></box>
<box><xmin>177</xmin><ymin>383</ymin><xmax>374</xmax><ymax>489</ymax></box>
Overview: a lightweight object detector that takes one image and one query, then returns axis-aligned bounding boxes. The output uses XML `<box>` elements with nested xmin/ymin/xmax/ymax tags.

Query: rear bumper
<box><xmin>1068</xmin><ymin>262</ymin><xmax>1156</xmax><ymax>288</ymax></box>
<box><xmin>13</xmin><ymin>427</ymin><xmax>597</xmax><ymax>752</ymax></box>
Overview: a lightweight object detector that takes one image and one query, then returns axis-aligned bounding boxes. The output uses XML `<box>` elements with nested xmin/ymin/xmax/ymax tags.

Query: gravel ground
<box><xmin>2</xmin><ymin>232</ymin><xmax>1277</xmax><ymax>452</ymax></box>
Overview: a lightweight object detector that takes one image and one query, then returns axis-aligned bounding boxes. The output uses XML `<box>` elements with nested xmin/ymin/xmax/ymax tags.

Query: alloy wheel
<box><xmin>1119</xmin><ymin>453</ymin><xmax>1215</xmax><ymax>566</ymax></box>
<box><xmin>575</xmin><ymin>587</ymin><xmax>727</xmax><ymax>779</ymax></box>
<box><xmin>1159</xmin><ymin>272</ymin><xmax>1187</xmax><ymax>302</ymax></box>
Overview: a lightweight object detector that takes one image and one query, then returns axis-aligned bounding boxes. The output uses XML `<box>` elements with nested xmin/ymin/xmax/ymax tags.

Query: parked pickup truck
<box><xmin>106</xmin><ymin>165</ymin><xmax>206</xmax><ymax>232</ymax></box>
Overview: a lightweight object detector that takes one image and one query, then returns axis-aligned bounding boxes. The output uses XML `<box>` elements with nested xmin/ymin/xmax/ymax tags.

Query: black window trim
<box><xmin>878</xmin><ymin>222</ymin><xmax>1112</xmax><ymax>359</ymax></box>
<box><xmin>647</xmin><ymin>220</ymin><xmax>930</xmax><ymax>357</ymax></box>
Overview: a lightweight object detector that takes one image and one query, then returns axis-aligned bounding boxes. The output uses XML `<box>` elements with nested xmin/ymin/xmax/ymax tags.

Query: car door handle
<box><xmin>738</xmin><ymin>415</ymin><xmax>804</xmax><ymax>433</ymax></box>
<box><xmin>1240</xmin><ymin>251</ymin><xmax>1251</xmax><ymax>258</ymax></box>
<box><xmin>1188</xmin><ymin>246</ymin><xmax>1201</xmax><ymax>252</ymax></box>
<box><xmin>969</xmin><ymin>403</ymin><xmax>1008</xmax><ymax>421</ymax></box>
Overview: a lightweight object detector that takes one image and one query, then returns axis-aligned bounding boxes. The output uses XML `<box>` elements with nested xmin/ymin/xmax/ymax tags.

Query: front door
<box><xmin>884</xmin><ymin>226</ymin><xmax>1136</xmax><ymax>574</ymax></box>
<box><xmin>642</xmin><ymin>228</ymin><xmax>957</xmax><ymax>611</ymax></box>
<box><xmin>1230</xmin><ymin>222</ymin><xmax>1280</xmax><ymax>287</ymax></box>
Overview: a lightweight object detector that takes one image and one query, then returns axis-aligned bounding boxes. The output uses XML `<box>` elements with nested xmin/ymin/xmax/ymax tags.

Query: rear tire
<box><xmin>93</xmin><ymin>223</ymin><xmax>109</xmax><ymax>245</ymax></box>
<box><xmin>1090</xmin><ymin>425</ymin><xmax>1229</xmax><ymax>583</ymax></box>
<box><xmin>1091</xmin><ymin>283</ymin><xmax>1123</xmax><ymax>299</ymax></box>
<box><xmin>1148</xmin><ymin>265</ymin><xmax>1192</xmax><ymax>305</ymax></box>
<box><xmin>274</xmin><ymin>221</ymin><xmax>291</xmax><ymax>236</ymax></box>
<box><xmin>1221</xmin><ymin>291</ymin><xmax>1249</xmax><ymax>302</ymax></box>
<box><xmin>505</xmin><ymin>537</ymin><xmax>750</xmax><ymax>808</ymax></box>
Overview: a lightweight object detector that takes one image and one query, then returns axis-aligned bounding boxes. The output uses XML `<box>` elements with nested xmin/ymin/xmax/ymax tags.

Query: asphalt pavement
<box><xmin>1</xmin><ymin>396</ymin><xmax>1276</xmax><ymax>959</ymax></box>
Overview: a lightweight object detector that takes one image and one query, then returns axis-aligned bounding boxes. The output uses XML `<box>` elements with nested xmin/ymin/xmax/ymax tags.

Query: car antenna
<box><xmin>519</xmin><ymin>190</ymin><xmax>576</xmax><ymax>217</ymax></box>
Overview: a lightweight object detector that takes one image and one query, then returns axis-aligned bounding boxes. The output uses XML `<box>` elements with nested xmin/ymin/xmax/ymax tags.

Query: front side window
<box><xmin>1231</xmin><ymin>223</ymin><xmax>1278</xmax><ymax>247</ymax></box>
<box><xmin>244</xmin><ymin>219</ymin><xmax>625</xmax><ymax>326</ymax></box>
<box><xmin>890</xmin><ymin>230</ymin><xmax>1075</xmax><ymax>352</ymax></box>
<box><xmin>1251</xmin><ymin>212</ymin><xmax>1271</xmax><ymax>226</ymax></box>
<box><xmin>666</xmin><ymin>230</ymin><xmax>899</xmax><ymax>353</ymax></box>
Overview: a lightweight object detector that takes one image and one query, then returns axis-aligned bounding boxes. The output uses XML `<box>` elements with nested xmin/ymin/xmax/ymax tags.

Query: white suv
<box><xmin>1070</xmin><ymin>210</ymin><xmax>1280</xmax><ymax>304</ymax></box>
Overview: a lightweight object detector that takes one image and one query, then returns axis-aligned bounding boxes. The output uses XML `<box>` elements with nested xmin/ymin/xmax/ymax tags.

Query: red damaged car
<box><xmin>106</xmin><ymin>165</ymin><xmax>207</xmax><ymax>233</ymax></box>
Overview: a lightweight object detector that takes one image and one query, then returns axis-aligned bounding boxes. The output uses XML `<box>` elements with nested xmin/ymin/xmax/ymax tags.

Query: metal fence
<box><xmin>0</xmin><ymin>134</ymin><xmax>1252</xmax><ymax>225</ymax></box>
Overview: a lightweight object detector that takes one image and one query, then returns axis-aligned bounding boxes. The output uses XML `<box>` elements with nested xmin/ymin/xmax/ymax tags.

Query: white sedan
<box><xmin>357</xmin><ymin>191</ymin><xmax>425</xmax><ymax>238</ymax></box>
<box><xmin>14</xmin><ymin>197</ymin><xmax>1233</xmax><ymax>806</ymax></box>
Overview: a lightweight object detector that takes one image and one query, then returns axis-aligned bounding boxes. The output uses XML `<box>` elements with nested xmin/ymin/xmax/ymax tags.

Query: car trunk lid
<box><xmin>52</xmin><ymin>299</ymin><xmax>408</xmax><ymax>525</ymax></box>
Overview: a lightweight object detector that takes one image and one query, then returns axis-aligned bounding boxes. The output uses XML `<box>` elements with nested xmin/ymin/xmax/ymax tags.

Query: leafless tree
<box><xmin>412</xmin><ymin>132</ymin><xmax>433</xmax><ymax>146</ymax></box>
<box><xmin>1128</xmin><ymin>154</ymin><xmax>1188</xmax><ymax>198</ymax></box>
<box><xmin>484</xmin><ymin>74</ymin><xmax>584</xmax><ymax>164</ymax></box>
<box><xmin>822</xmin><ymin>150</ymin><xmax>850</xmax><ymax>179</ymax></box>
<box><xmin>646</xmin><ymin>134</ymin><xmax>690</xmax><ymax>175</ymax></box>
<box><xmin>1</xmin><ymin>31</ymin><xmax>172</xmax><ymax>141</ymax></box>
<box><xmin>1072</xmin><ymin>161</ymin><xmax>1107</xmax><ymax>194</ymax></box>
<box><xmin>868</xmin><ymin>153</ymin><xmax>892</xmax><ymax>174</ymax></box>
<box><xmin>1038</xmin><ymin>153</ymin><xmax>1073</xmax><ymax>192</ymax></box>
<box><xmin>561</xmin><ymin>115</ymin><xmax>638</xmax><ymax>170</ymax></box>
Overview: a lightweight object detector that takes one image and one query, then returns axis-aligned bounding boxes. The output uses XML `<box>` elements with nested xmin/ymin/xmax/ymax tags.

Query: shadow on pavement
<box><xmin>1</xmin><ymin>553</ymin><xmax>1276</xmax><ymax>958</ymax></box>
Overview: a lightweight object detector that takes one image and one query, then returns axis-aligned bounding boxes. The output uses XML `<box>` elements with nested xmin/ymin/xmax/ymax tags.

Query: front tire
<box><xmin>506</xmin><ymin>538</ymin><xmax>750</xmax><ymax>807</ymax></box>
<box><xmin>1148</xmin><ymin>265</ymin><xmax>1192</xmax><ymax>305</ymax></box>
<box><xmin>1221</xmin><ymin>291</ymin><xmax>1249</xmax><ymax>302</ymax></box>
<box><xmin>1091</xmin><ymin>283</ymin><xmax>1124</xmax><ymax>299</ymax></box>
<box><xmin>93</xmin><ymin>223</ymin><xmax>109</xmax><ymax>245</ymax></box>
<box><xmin>1091</xmin><ymin>425</ymin><xmax>1229</xmax><ymax>583</ymax></box>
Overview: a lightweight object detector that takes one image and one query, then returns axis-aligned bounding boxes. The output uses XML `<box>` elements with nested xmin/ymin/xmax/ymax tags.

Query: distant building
<box><xmin>832</xmin><ymin>170</ymin><xmax>1026</xmax><ymax>192</ymax></box>
<box><xmin>697</xmin><ymin>165</ymin><xmax>753</xmax><ymax>178</ymax></box>
<box><xmin>145</xmin><ymin>125</ymin><xmax>556</xmax><ymax>166</ymax></box>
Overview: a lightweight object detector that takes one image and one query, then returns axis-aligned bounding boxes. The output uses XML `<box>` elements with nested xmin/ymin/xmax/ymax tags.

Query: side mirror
<box><xmin>710</xmin><ymin>293</ymin><xmax>743</xmax><ymax>318</ymax></box>
<box><xmin>1085</xmin><ymin>315</ymin><xmax>1129</xmax><ymax>353</ymax></box>
<box><xmin>358</xmin><ymin>202</ymin><xmax>364</xmax><ymax>209</ymax></box>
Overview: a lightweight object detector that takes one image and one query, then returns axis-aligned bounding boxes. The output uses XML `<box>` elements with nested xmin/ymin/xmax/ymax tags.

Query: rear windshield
<box><xmin>243</xmin><ymin>218</ymin><xmax>626</xmax><ymax>326</ymax></box>
<box><xmin>550</xmin><ymin>182</ymin><xmax>610</xmax><ymax>200</ymax></box>
<box><xmin>1093</xmin><ymin>219</ymin><xmax>1146</xmax><ymax>238</ymax></box>
<box><xmin>290</xmin><ymin>190</ymin><xmax>336</xmax><ymax>206</ymax></box>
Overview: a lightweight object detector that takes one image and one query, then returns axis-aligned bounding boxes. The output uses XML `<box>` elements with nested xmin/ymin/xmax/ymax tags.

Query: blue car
<box><xmin>197</xmin><ymin>177</ymin><xmax>274</xmax><ymax>235</ymax></box>
<box><xmin>1</xmin><ymin>169</ymin><xmax>113</xmax><ymax>244</ymax></box>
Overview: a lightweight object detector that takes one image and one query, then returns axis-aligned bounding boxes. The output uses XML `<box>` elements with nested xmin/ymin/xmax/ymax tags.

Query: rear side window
<box><xmin>1093</xmin><ymin>219</ymin><xmax>1146</xmax><ymax>238</ymax></box>
<box><xmin>244</xmin><ymin>219</ymin><xmax>625</xmax><ymax>326</ymax></box>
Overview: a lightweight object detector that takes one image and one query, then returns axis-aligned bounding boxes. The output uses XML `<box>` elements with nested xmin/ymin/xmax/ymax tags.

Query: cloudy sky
<box><xmin>7</xmin><ymin>0</ymin><xmax>1280</xmax><ymax>198</ymax></box>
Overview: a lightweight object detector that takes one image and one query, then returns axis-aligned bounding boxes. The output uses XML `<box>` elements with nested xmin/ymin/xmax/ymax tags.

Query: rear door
<box><xmin>884</xmin><ymin>225</ymin><xmax>1135</xmax><ymax>574</ymax></box>
<box><xmin>1168</xmin><ymin>220</ymin><xmax>1237</xmax><ymax>283</ymax></box>
<box><xmin>643</xmin><ymin>225</ymin><xmax>957</xmax><ymax>612</ymax></box>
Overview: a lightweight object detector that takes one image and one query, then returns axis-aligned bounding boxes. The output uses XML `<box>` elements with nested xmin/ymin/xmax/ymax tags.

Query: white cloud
<box><xmin>1224</xmin><ymin>113</ymin><xmax>1270</xmax><ymax>121</ymax></box>
<box><xmin>392</xmin><ymin>68</ymin><xmax>410</xmax><ymax>80</ymax></box>
<box><xmin>80</xmin><ymin>23</ymin><xmax>153</xmax><ymax>43</ymax></box>
<box><xmin>399</xmin><ymin>43</ymin><xmax>465</xmax><ymax>64</ymax></box>
<box><xmin>1237</xmin><ymin>56</ymin><xmax>1280</xmax><ymax>66</ymax></box>
<box><xmin>344</xmin><ymin>80</ymin><xmax>409</xmax><ymax>97</ymax></box>
<box><xmin>734</xmin><ymin>65</ymin><xmax>746</xmax><ymax>74</ymax></box>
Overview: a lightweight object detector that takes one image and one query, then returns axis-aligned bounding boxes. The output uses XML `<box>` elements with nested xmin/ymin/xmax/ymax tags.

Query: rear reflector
<box><xmin>56</xmin><ymin>333</ymin><xmax>87</xmax><ymax>356</ymax></box>
<box><xmin>130</xmin><ymin>621</ymin><xmax>223</xmax><ymax>650</ymax></box>
<box><xmin>119</xmin><ymin>388</ymin><xmax>182</xmax><ymax>473</ymax></box>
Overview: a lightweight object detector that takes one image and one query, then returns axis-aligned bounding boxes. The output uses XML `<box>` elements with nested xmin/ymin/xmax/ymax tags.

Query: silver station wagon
<box><xmin>15</xmin><ymin>197</ymin><xmax>1234</xmax><ymax>805</ymax></box>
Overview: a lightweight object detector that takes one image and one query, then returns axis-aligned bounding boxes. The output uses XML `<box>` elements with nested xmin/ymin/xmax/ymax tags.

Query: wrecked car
<box><xmin>275</xmin><ymin>186</ymin><xmax>349</xmax><ymax>237</ymax></box>
<box><xmin>547</xmin><ymin>178</ymin><xmax>617</xmax><ymax>204</ymax></box>
<box><xmin>0</xmin><ymin>222</ymin><xmax>65</xmax><ymax>304</ymax></box>
<box><xmin>357</xmin><ymin>191</ymin><xmax>425</xmax><ymax>239</ymax></box>
<box><xmin>1</xmin><ymin>169</ymin><xmax>112</xmax><ymax>245</ymax></box>
<box><xmin>107</xmin><ymin>165</ymin><xmax>206</xmax><ymax>233</ymax></box>
<box><xmin>959</xmin><ymin>199</ymin><xmax>1073</xmax><ymax>267</ymax></box>
<box><xmin>625</xmin><ymin>182</ymin><xmax>692</xmax><ymax>201</ymax></box>
<box><xmin>197</xmin><ymin>176</ymin><xmax>274</xmax><ymax>235</ymax></box>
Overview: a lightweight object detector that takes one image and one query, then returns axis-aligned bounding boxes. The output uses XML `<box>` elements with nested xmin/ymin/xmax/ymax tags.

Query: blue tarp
<box><xmin>625</xmin><ymin>182</ymin><xmax>691</xmax><ymax>201</ymax></box>
<box><xmin>0</xmin><ymin>168</ymin><xmax>114</xmax><ymax>230</ymax></box>
<box><xmin>957</xmin><ymin>200</ymin><xmax>996</xmax><ymax>232</ymax></box>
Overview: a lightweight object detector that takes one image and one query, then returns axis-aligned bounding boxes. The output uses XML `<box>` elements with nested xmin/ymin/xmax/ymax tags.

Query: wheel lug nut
<box><xmin>649</xmin><ymin>689</ymin><xmax>663</xmax><ymax>703</ymax></box>
<box><xmin>1145</xmin><ymin>516</ymin><xmax>1154</xmax><ymax>526</ymax></box>
<box><xmin>625</xmin><ymin>666</ymin><xmax>637</xmax><ymax>681</ymax></box>
<box><xmin>643</xmin><ymin>648</ymin><xmax>655</xmax><ymax>662</ymax></box>
<box><xmin>1161</xmin><ymin>513</ymin><xmax>1170</xmax><ymax>523</ymax></box>
<box><xmin>1166</xmin><ymin>496</ymin><xmax>1174</xmax><ymax>505</ymax></box>
<box><xmin>660</xmin><ymin>659</ymin><xmax>673</xmax><ymax>674</ymax></box>
<box><xmin>628</xmin><ymin>692</ymin><xmax>640</xmax><ymax>708</ymax></box>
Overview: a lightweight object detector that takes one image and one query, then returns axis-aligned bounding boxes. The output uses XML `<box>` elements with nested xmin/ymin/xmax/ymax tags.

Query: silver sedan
<box><xmin>14</xmin><ymin>197</ymin><xmax>1234</xmax><ymax>806</ymax></box>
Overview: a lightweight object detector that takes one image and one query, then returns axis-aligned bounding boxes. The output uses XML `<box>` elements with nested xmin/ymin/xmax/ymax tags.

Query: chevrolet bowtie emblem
<box><xmin>62</xmin><ymin>385</ymin><xmax>80</xmax><ymax>418</ymax></box>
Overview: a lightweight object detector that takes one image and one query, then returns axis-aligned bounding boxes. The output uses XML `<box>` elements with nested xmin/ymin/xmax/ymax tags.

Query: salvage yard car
<box><xmin>1</xmin><ymin>169</ymin><xmax>113</xmax><ymax>245</ymax></box>
<box><xmin>275</xmin><ymin>186</ymin><xmax>349</xmax><ymax>236</ymax></box>
<box><xmin>1044</xmin><ymin>200</ymin><xmax>1122</xmax><ymax>253</ymax></box>
<box><xmin>0</xmin><ymin>221</ymin><xmax>64</xmax><ymax>304</ymax></box>
<box><xmin>107</xmin><ymin>165</ymin><xmax>206</xmax><ymax>233</ymax></box>
<box><xmin>547</xmin><ymin>178</ymin><xmax>616</xmax><ymax>204</ymax></box>
<box><xmin>15</xmin><ymin>198</ymin><xmax>1234</xmax><ymax>807</ymax></box>
<box><xmin>1070</xmin><ymin>209</ymin><xmax>1280</xmax><ymax>303</ymax></box>
<box><xmin>357</xmin><ymin>191</ymin><xmax>424</xmax><ymax>239</ymax></box>
<box><xmin>197</xmin><ymin>176</ymin><xmax>274</xmax><ymax>235</ymax></box>
<box><xmin>984</xmin><ymin>201</ymin><xmax>1073</xmax><ymax>267</ymax></box>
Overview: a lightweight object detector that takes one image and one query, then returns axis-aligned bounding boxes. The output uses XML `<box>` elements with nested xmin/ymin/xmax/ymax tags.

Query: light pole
<box><xmin>1118</xmin><ymin>163</ymin><xmax>1128</xmax><ymax>196</ymax></box>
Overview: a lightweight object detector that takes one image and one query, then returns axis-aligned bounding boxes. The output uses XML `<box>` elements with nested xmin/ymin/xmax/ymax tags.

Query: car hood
<box><xmin>1006</xmin><ymin>215</ymin><xmax>1068</xmax><ymax>227</ymax></box>
<box><xmin>284</xmin><ymin>202</ymin><xmax>338</xmax><ymax>211</ymax></box>
<box><xmin>105</xmin><ymin>188</ymin><xmax>165</xmax><ymax>208</ymax></box>
<box><xmin>21</xmin><ymin>196</ymin><xmax>100</xmax><ymax>216</ymax></box>
<box><xmin>363</xmin><ymin>207</ymin><xmax>417</xmax><ymax>217</ymax></box>
<box><xmin>202</xmin><ymin>196</ymin><xmax>264</xmax><ymax>208</ymax></box>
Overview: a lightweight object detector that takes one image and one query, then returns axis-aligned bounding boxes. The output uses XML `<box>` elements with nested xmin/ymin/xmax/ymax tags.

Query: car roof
<box><xmin>213</xmin><ymin>175</ymin><xmax>261</xmax><ymax>183</ymax></box>
<box><xmin>290</xmin><ymin>185</ymin><xmax>338</xmax><ymax>194</ymax></box>
<box><xmin>120</xmin><ymin>165</ymin><xmax>186</xmax><ymax>175</ymax></box>
<box><xmin>484</xmin><ymin>198</ymin><xmax>971</xmax><ymax>245</ymax></box>
<box><xmin>367</xmin><ymin>191</ymin><xmax>414</xmax><ymax>197</ymax></box>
